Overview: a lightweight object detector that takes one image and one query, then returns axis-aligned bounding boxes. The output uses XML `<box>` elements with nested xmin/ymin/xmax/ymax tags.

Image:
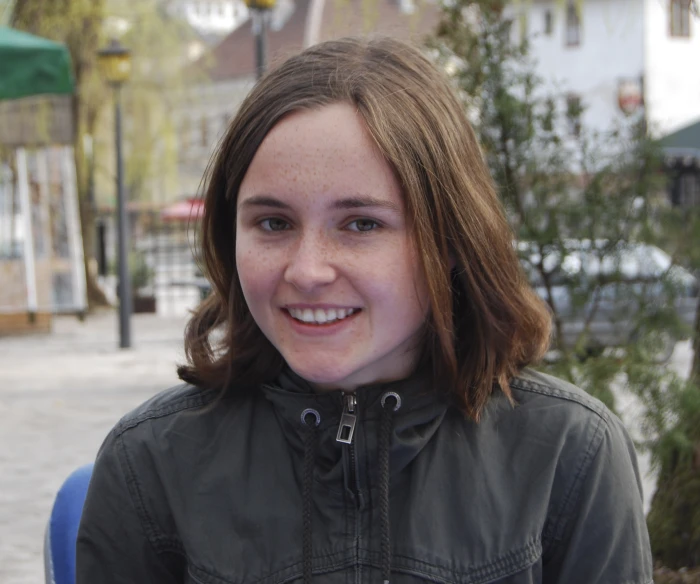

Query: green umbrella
<box><xmin>0</xmin><ymin>26</ymin><xmax>74</xmax><ymax>101</ymax></box>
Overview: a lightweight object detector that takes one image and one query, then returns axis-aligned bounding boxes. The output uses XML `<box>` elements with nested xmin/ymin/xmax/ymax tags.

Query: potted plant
<box><xmin>130</xmin><ymin>251</ymin><xmax>157</xmax><ymax>314</ymax></box>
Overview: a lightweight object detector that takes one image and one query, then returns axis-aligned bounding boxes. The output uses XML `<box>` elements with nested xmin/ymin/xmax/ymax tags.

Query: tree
<box><xmin>644</xmin><ymin>185</ymin><xmax>700</xmax><ymax>571</ymax></box>
<box><xmin>97</xmin><ymin>0</ymin><xmax>204</xmax><ymax>207</ymax></box>
<box><xmin>430</xmin><ymin>0</ymin><xmax>700</xmax><ymax>571</ymax></box>
<box><xmin>11</xmin><ymin>0</ymin><xmax>110</xmax><ymax>308</ymax></box>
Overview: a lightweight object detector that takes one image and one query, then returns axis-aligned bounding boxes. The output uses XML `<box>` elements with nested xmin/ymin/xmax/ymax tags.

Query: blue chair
<box><xmin>44</xmin><ymin>463</ymin><xmax>94</xmax><ymax>584</ymax></box>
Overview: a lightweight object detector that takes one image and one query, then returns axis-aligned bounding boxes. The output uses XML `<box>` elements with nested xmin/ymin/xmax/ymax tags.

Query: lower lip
<box><xmin>282</xmin><ymin>309</ymin><xmax>360</xmax><ymax>336</ymax></box>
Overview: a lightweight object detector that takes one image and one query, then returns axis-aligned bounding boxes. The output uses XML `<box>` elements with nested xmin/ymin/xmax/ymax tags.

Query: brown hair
<box><xmin>178</xmin><ymin>36</ymin><xmax>551</xmax><ymax>420</ymax></box>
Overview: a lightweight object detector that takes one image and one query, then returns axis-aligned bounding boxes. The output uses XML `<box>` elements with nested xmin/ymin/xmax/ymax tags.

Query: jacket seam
<box><xmin>510</xmin><ymin>377</ymin><xmax>611</xmax><ymax>422</ymax></box>
<box><xmin>188</xmin><ymin>549</ymin><xmax>352</xmax><ymax>584</ymax></box>
<box><xmin>542</xmin><ymin>412</ymin><xmax>606</xmax><ymax>559</ymax></box>
<box><xmin>114</xmin><ymin>388</ymin><xmax>221</xmax><ymax>436</ymax></box>
<box><xmin>374</xmin><ymin>537</ymin><xmax>541</xmax><ymax>583</ymax></box>
<box><xmin>116</xmin><ymin>432</ymin><xmax>184</xmax><ymax>557</ymax></box>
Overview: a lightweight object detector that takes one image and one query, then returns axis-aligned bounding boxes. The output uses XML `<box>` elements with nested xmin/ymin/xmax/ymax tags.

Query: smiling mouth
<box><xmin>285</xmin><ymin>307</ymin><xmax>361</xmax><ymax>325</ymax></box>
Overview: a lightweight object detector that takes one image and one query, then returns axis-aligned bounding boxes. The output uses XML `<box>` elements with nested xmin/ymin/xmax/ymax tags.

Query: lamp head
<box><xmin>97</xmin><ymin>39</ymin><xmax>132</xmax><ymax>86</ymax></box>
<box><xmin>243</xmin><ymin>0</ymin><xmax>277</xmax><ymax>10</ymax></box>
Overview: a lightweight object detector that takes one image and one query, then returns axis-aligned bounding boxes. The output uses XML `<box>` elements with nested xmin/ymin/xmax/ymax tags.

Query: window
<box><xmin>566</xmin><ymin>94</ymin><xmax>582</xmax><ymax>137</ymax></box>
<box><xmin>518</xmin><ymin>12</ymin><xmax>528</xmax><ymax>43</ymax></box>
<box><xmin>670</xmin><ymin>0</ymin><xmax>691</xmax><ymax>37</ymax></box>
<box><xmin>544</xmin><ymin>9</ymin><xmax>553</xmax><ymax>35</ymax></box>
<box><xmin>566</xmin><ymin>2</ymin><xmax>581</xmax><ymax>46</ymax></box>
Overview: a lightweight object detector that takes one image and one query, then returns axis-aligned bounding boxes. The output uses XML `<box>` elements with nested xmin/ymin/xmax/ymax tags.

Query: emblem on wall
<box><xmin>617</xmin><ymin>78</ymin><xmax>644</xmax><ymax>116</ymax></box>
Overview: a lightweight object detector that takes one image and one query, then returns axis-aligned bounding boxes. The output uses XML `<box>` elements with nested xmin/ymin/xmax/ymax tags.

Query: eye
<box><xmin>347</xmin><ymin>218</ymin><xmax>380</xmax><ymax>232</ymax></box>
<box><xmin>260</xmin><ymin>218</ymin><xmax>291</xmax><ymax>232</ymax></box>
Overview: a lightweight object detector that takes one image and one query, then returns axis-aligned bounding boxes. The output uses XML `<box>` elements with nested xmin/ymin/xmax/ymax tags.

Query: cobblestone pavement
<box><xmin>0</xmin><ymin>310</ymin><xmax>186</xmax><ymax>584</ymax></box>
<box><xmin>0</xmin><ymin>309</ymin><xmax>694</xmax><ymax>584</ymax></box>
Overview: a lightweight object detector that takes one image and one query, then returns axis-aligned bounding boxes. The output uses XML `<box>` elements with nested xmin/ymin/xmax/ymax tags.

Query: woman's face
<box><xmin>236</xmin><ymin>102</ymin><xmax>430</xmax><ymax>391</ymax></box>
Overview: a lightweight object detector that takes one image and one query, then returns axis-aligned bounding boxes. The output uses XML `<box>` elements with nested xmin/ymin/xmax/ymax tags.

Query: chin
<box><xmin>285</xmin><ymin>358</ymin><xmax>359</xmax><ymax>390</ymax></box>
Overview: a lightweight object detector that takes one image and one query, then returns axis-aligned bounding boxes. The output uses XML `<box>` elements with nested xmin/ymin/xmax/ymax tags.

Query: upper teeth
<box><xmin>288</xmin><ymin>307</ymin><xmax>357</xmax><ymax>324</ymax></box>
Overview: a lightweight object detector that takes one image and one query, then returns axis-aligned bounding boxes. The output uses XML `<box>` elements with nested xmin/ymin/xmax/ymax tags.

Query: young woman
<box><xmin>77</xmin><ymin>36</ymin><xmax>653</xmax><ymax>584</ymax></box>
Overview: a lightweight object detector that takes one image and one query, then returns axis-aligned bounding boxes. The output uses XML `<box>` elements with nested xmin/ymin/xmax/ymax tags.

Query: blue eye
<box><xmin>260</xmin><ymin>218</ymin><xmax>291</xmax><ymax>231</ymax></box>
<box><xmin>347</xmin><ymin>219</ymin><xmax>380</xmax><ymax>232</ymax></box>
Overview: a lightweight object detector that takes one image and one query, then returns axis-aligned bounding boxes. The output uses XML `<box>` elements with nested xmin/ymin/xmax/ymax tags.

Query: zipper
<box><xmin>337</xmin><ymin>393</ymin><xmax>360</xmax><ymax>500</ymax></box>
<box><xmin>336</xmin><ymin>393</ymin><xmax>362</xmax><ymax>584</ymax></box>
<box><xmin>336</xmin><ymin>393</ymin><xmax>357</xmax><ymax>444</ymax></box>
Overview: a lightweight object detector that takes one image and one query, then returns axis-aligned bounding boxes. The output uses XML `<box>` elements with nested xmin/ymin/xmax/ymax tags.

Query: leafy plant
<box><xmin>429</xmin><ymin>0</ymin><xmax>700</xmax><ymax>568</ymax></box>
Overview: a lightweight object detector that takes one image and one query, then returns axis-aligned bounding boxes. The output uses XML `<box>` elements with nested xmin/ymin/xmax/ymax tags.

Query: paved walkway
<box><xmin>0</xmin><ymin>310</ymin><xmax>187</xmax><ymax>584</ymax></box>
<box><xmin>0</xmin><ymin>309</ymin><xmax>693</xmax><ymax>583</ymax></box>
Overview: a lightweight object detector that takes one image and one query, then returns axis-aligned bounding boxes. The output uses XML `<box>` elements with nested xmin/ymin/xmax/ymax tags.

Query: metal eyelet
<box><xmin>380</xmin><ymin>391</ymin><xmax>402</xmax><ymax>412</ymax></box>
<box><xmin>301</xmin><ymin>408</ymin><xmax>321</xmax><ymax>427</ymax></box>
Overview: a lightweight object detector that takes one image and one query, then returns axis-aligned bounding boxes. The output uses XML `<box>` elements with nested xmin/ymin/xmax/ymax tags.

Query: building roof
<box><xmin>204</xmin><ymin>0</ymin><xmax>440</xmax><ymax>81</ymax></box>
<box><xmin>662</xmin><ymin>118</ymin><xmax>700</xmax><ymax>151</ymax></box>
<box><xmin>662</xmin><ymin>118</ymin><xmax>700</xmax><ymax>163</ymax></box>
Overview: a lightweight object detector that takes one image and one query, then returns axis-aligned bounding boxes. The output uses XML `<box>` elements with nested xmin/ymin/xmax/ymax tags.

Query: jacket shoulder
<box><xmin>112</xmin><ymin>383</ymin><xmax>221</xmax><ymax>436</ymax></box>
<box><xmin>112</xmin><ymin>382</ymin><xmax>260</xmax><ymax>440</ymax></box>
<box><xmin>509</xmin><ymin>368</ymin><xmax>613</xmax><ymax>424</ymax></box>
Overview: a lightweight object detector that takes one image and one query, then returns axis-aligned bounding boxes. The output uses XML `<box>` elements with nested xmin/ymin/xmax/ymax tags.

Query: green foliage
<box><xmin>107</xmin><ymin>250</ymin><xmax>154</xmax><ymax>292</ymax></box>
<box><xmin>12</xmin><ymin>0</ymin><xmax>203</xmax><ymax>203</ymax></box>
<box><xmin>430</xmin><ymin>0</ymin><xmax>700</xmax><ymax>568</ymax></box>
<box><xmin>0</xmin><ymin>0</ymin><xmax>15</xmax><ymax>25</ymax></box>
<box><xmin>644</xmin><ymin>376</ymin><xmax>700</xmax><ymax>569</ymax></box>
<box><xmin>430</xmin><ymin>0</ymin><xmax>679</xmax><ymax>384</ymax></box>
<box><xmin>104</xmin><ymin>0</ymin><xmax>205</xmax><ymax>204</ymax></box>
<box><xmin>129</xmin><ymin>250</ymin><xmax>154</xmax><ymax>292</ymax></box>
<box><xmin>648</xmin><ymin>462</ymin><xmax>700</xmax><ymax>569</ymax></box>
<box><xmin>11</xmin><ymin>0</ymin><xmax>105</xmax><ymax>189</ymax></box>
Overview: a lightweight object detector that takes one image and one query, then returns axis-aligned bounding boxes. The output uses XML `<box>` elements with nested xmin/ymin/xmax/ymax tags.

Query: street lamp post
<box><xmin>97</xmin><ymin>39</ymin><xmax>132</xmax><ymax>349</ymax></box>
<box><xmin>244</xmin><ymin>0</ymin><xmax>277</xmax><ymax>80</ymax></box>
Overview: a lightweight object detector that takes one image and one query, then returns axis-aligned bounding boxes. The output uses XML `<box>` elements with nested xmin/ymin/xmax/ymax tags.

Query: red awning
<box><xmin>160</xmin><ymin>198</ymin><xmax>204</xmax><ymax>222</ymax></box>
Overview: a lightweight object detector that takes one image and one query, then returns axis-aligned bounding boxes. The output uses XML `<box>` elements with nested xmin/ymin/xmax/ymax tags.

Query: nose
<box><xmin>283</xmin><ymin>231</ymin><xmax>337</xmax><ymax>292</ymax></box>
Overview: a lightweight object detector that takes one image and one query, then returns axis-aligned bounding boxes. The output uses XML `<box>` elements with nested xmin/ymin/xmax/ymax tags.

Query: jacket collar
<box><xmin>261</xmin><ymin>365</ymin><xmax>450</xmax><ymax>478</ymax></box>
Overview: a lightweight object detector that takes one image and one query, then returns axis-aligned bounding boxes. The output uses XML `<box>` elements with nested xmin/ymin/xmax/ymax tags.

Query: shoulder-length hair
<box><xmin>178</xmin><ymin>36</ymin><xmax>551</xmax><ymax>420</ymax></box>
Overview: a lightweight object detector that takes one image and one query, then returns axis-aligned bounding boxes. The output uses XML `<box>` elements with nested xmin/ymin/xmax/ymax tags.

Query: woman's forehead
<box><xmin>253</xmin><ymin>104</ymin><xmax>376</xmax><ymax>164</ymax></box>
<box><xmin>238</xmin><ymin>104</ymin><xmax>403</xmax><ymax>210</ymax></box>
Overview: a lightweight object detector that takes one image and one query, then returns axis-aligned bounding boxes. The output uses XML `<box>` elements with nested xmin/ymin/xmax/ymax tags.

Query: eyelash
<box><xmin>257</xmin><ymin>218</ymin><xmax>382</xmax><ymax>233</ymax></box>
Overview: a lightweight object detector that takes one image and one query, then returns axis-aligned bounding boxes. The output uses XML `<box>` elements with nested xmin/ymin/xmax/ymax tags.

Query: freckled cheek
<box><xmin>355</xmin><ymin>248</ymin><xmax>429</xmax><ymax>317</ymax></box>
<box><xmin>235</xmin><ymin>242</ymin><xmax>281</xmax><ymax>297</ymax></box>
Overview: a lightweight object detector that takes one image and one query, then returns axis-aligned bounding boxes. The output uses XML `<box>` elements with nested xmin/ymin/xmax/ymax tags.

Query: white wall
<box><xmin>527</xmin><ymin>0</ymin><xmax>645</xmax><ymax>132</ymax></box>
<box><xmin>183</xmin><ymin>0</ymin><xmax>249</xmax><ymax>35</ymax></box>
<box><xmin>644</xmin><ymin>0</ymin><xmax>700</xmax><ymax>136</ymax></box>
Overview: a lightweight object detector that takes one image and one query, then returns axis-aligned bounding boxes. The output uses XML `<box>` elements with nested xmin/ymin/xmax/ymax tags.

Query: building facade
<box><xmin>174</xmin><ymin>0</ymin><xmax>439</xmax><ymax>199</ymax></box>
<box><xmin>520</xmin><ymin>0</ymin><xmax>699</xmax><ymax>137</ymax></box>
<box><xmin>168</xmin><ymin>0</ymin><xmax>250</xmax><ymax>39</ymax></box>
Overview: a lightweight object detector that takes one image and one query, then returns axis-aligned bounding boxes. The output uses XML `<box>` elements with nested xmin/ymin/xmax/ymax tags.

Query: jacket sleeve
<box><xmin>543</xmin><ymin>414</ymin><xmax>654</xmax><ymax>584</ymax></box>
<box><xmin>76</xmin><ymin>427</ymin><xmax>184</xmax><ymax>584</ymax></box>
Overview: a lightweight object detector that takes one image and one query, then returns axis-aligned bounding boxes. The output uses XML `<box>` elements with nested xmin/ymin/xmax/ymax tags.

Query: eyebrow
<box><xmin>239</xmin><ymin>194</ymin><xmax>401</xmax><ymax>212</ymax></box>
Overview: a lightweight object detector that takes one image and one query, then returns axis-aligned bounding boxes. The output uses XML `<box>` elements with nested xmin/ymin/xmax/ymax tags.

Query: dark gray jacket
<box><xmin>76</xmin><ymin>368</ymin><xmax>653</xmax><ymax>584</ymax></box>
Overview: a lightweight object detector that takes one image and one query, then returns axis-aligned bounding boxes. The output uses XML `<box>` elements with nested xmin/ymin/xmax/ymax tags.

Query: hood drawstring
<box><xmin>299</xmin><ymin>393</ymin><xmax>401</xmax><ymax>584</ymax></box>
<box><xmin>301</xmin><ymin>408</ymin><xmax>320</xmax><ymax>584</ymax></box>
<box><xmin>379</xmin><ymin>391</ymin><xmax>401</xmax><ymax>584</ymax></box>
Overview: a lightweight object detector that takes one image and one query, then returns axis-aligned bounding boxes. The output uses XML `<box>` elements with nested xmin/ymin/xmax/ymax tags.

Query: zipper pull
<box><xmin>336</xmin><ymin>393</ymin><xmax>357</xmax><ymax>444</ymax></box>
